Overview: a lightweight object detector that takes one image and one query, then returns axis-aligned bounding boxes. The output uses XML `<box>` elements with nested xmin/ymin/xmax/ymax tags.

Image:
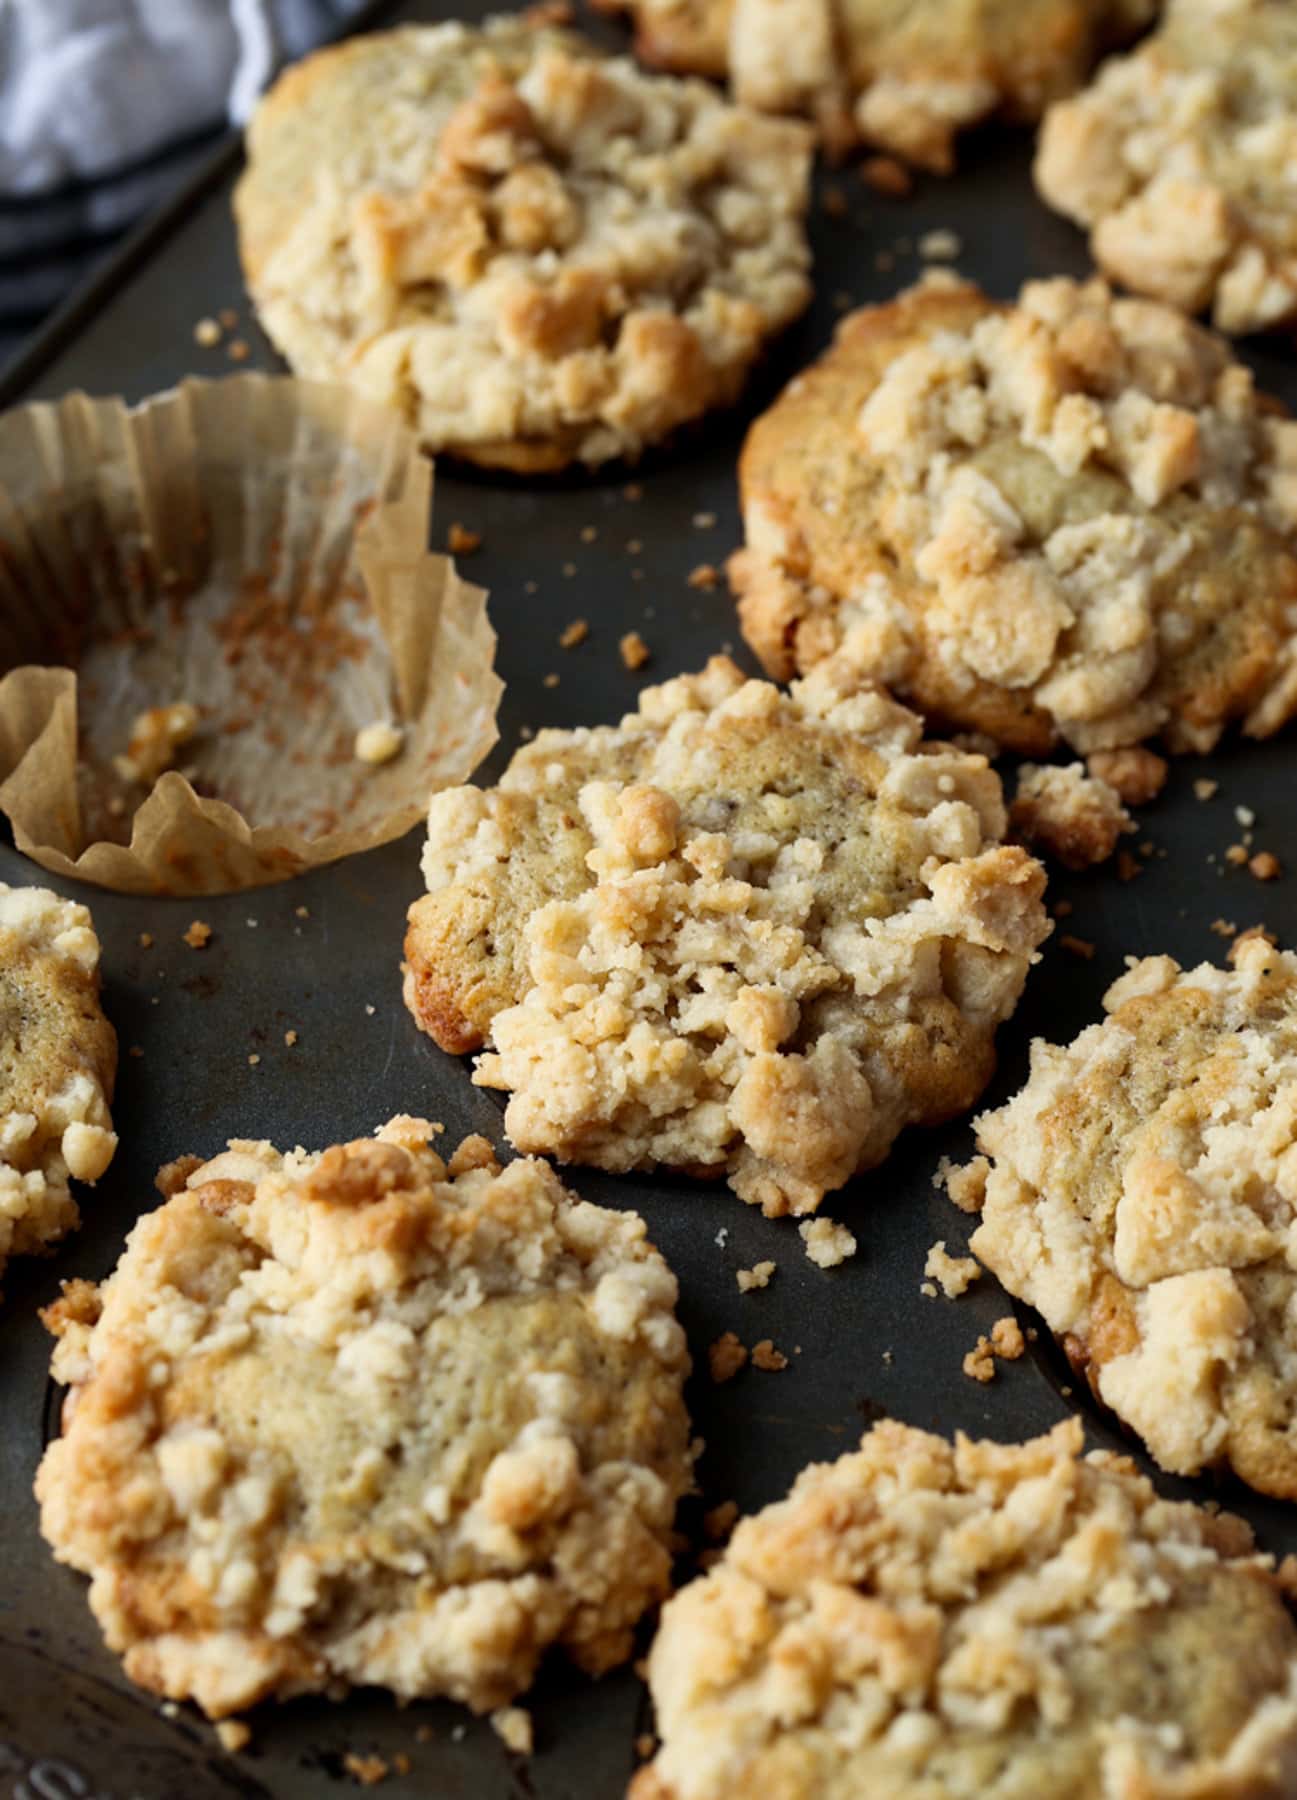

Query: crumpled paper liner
<box><xmin>0</xmin><ymin>375</ymin><xmax>500</xmax><ymax>894</ymax></box>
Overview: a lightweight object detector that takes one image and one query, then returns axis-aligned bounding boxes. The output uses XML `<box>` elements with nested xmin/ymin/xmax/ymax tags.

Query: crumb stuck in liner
<box><xmin>0</xmin><ymin>376</ymin><xmax>500</xmax><ymax>894</ymax></box>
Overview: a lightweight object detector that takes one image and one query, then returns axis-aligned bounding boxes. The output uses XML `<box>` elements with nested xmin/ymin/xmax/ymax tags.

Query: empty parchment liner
<box><xmin>0</xmin><ymin>375</ymin><xmax>500</xmax><ymax>894</ymax></box>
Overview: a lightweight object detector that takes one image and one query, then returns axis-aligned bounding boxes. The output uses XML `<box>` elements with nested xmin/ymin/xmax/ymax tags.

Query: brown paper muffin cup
<box><xmin>0</xmin><ymin>375</ymin><xmax>500</xmax><ymax>894</ymax></box>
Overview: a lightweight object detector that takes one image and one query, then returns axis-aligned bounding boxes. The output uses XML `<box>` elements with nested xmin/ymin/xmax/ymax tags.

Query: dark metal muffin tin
<box><xmin>1</xmin><ymin>4</ymin><xmax>1295</xmax><ymax>1793</ymax></box>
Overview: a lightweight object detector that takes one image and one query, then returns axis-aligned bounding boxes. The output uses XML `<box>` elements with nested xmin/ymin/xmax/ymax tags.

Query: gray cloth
<box><xmin>0</xmin><ymin>0</ymin><xmax>366</xmax><ymax>340</ymax></box>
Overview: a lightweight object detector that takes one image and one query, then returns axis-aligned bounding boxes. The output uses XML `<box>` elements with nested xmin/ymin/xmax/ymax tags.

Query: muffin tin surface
<box><xmin>2</xmin><ymin>3</ymin><xmax>1296</xmax><ymax>1794</ymax></box>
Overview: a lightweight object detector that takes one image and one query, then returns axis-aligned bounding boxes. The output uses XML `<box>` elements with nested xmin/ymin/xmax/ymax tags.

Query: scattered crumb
<box><xmin>703</xmin><ymin>1500</ymin><xmax>739</xmax><ymax>1542</ymax></box>
<box><xmin>626</xmin><ymin>538</ymin><xmax>644</xmax><ymax>555</ymax></box>
<box><xmin>1236</xmin><ymin>805</ymin><xmax>1257</xmax><ymax>828</ymax></box>
<box><xmin>562</xmin><ymin>561</ymin><xmax>577</xmax><ymax>577</ymax></box>
<box><xmin>920</xmin><ymin>1280</ymin><xmax>938</xmax><ymax>1298</ymax></box>
<box><xmin>1251</xmin><ymin>851</ymin><xmax>1282</xmax><ymax>881</ymax></box>
<box><xmin>415</xmin><ymin>1726</ymin><xmax>434</xmax><ymax>1744</ymax></box>
<box><xmin>542</xmin><ymin>672</ymin><xmax>560</xmax><ymax>688</ymax></box>
<box><xmin>365</xmin><ymin>1003</ymin><xmax>376</xmax><ymax>1015</ymax></box>
<box><xmin>284</xmin><ymin>1029</ymin><xmax>298</xmax><ymax>1047</ymax></box>
<box><xmin>580</xmin><ymin>524</ymin><xmax>598</xmax><ymax>543</ymax></box>
<box><xmin>751</xmin><ymin>1338</ymin><xmax>789</xmax><ymax>1372</ymax></box>
<box><xmin>218</xmin><ymin>307</ymin><xmax>238</xmax><ymax>329</ymax></box>
<box><xmin>1011</xmin><ymin>762</ymin><xmax>1132</xmax><ymax>869</ymax></box>
<box><xmin>354</xmin><ymin>720</ymin><xmax>404</xmax><ymax>766</ymax></box>
<box><xmin>623</xmin><ymin>482</ymin><xmax>643</xmax><ymax>502</ymax></box>
<box><xmin>990</xmin><ymin>1316</ymin><xmax>1025</xmax><ymax>1360</ymax></box>
<box><xmin>715</xmin><ymin>1226</ymin><xmax>729</xmax><ymax>1248</ymax></box>
<box><xmin>342</xmin><ymin>1752</ymin><xmax>389</xmax><ymax>1787</ymax></box>
<box><xmin>183</xmin><ymin>920</ymin><xmax>212</xmax><ymax>950</ymax></box>
<box><xmin>128</xmin><ymin>1045</ymin><xmax>144</xmax><ymax>1059</ymax></box>
<box><xmin>1059</xmin><ymin>934</ymin><xmax>1095</xmax><ymax>959</ymax></box>
<box><xmin>1086</xmin><ymin>746</ymin><xmax>1168</xmax><ymax>807</ymax></box>
<box><xmin>799</xmin><ymin>1217</ymin><xmax>858</xmax><ymax>1268</ymax></box>
<box><xmin>138</xmin><ymin>932</ymin><xmax>153</xmax><ymax>949</ymax></box>
<box><xmin>524</xmin><ymin>579</ymin><xmax>538</xmax><ymax>594</ymax></box>
<box><xmin>821</xmin><ymin>184</ymin><xmax>848</xmax><ymax>218</ymax></box>
<box><xmin>227</xmin><ymin>339</ymin><xmax>250</xmax><ymax>362</ymax></box>
<box><xmin>113</xmin><ymin>701</ymin><xmax>200</xmax><ymax>785</ymax></box>
<box><xmin>636</xmin><ymin>1733</ymin><xmax>657</xmax><ymax>1760</ymax></box>
<box><xmin>490</xmin><ymin>1708</ymin><xmax>533</xmax><ymax>1756</ymax></box>
<box><xmin>393</xmin><ymin>1757</ymin><xmax>411</xmax><ymax>1778</ymax></box>
<box><xmin>943</xmin><ymin>1156</ymin><xmax>988</xmax><ymax>1214</ymax></box>
<box><xmin>558</xmin><ymin>618</ymin><xmax>589</xmax><ymax>649</ymax></box>
<box><xmin>923</xmin><ymin>1240</ymin><xmax>981</xmax><ymax>1298</ymax></box>
<box><xmin>1194</xmin><ymin>778</ymin><xmax>1219</xmax><ymax>801</ymax></box>
<box><xmin>1116</xmin><ymin>849</ymin><xmax>1143</xmax><ymax>882</ymax></box>
<box><xmin>161</xmin><ymin>1702</ymin><xmax>179</xmax><ymax>1719</ymax></box>
<box><xmin>248</xmin><ymin>1054</ymin><xmax>261</xmax><ymax>1067</ymax></box>
<box><xmin>962</xmin><ymin>1338</ymin><xmax>996</xmax><ymax>1383</ymax></box>
<box><xmin>1226</xmin><ymin>843</ymin><xmax>1249</xmax><ymax>866</ymax></box>
<box><xmin>447</xmin><ymin>523</ymin><xmax>482</xmax><ymax>555</ymax></box>
<box><xmin>692</xmin><ymin>511</ymin><xmax>717</xmax><ymax>529</ymax></box>
<box><xmin>619</xmin><ymin>630</ymin><xmax>650</xmax><ymax>670</ymax></box>
<box><xmin>1229</xmin><ymin>925</ymin><xmax>1277</xmax><ymax>965</ymax></box>
<box><xmin>295</xmin><ymin>905</ymin><xmax>310</xmax><ymax>919</ymax></box>
<box><xmin>709</xmin><ymin>1332</ymin><xmax>748</xmax><ymax>1383</ymax></box>
<box><xmin>194</xmin><ymin>317</ymin><xmax>221</xmax><ymax>347</ymax></box>
<box><xmin>860</xmin><ymin>154</ymin><xmax>912</xmax><ymax>197</ymax></box>
<box><xmin>918</xmin><ymin>227</ymin><xmax>961</xmax><ymax>260</ymax></box>
<box><xmin>736</xmin><ymin>1260</ymin><xmax>776</xmax><ymax>1292</ymax></box>
<box><xmin>215</xmin><ymin>1720</ymin><xmax>250</xmax><ymax>1753</ymax></box>
<box><xmin>687</xmin><ymin>562</ymin><xmax>719</xmax><ymax>590</ymax></box>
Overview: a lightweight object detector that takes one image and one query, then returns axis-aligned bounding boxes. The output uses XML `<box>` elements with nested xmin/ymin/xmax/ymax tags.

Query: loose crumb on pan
<box><xmin>227</xmin><ymin>339</ymin><xmax>250</xmax><ymax>362</ymax></box>
<box><xmin>751</xmin><ymin>1339</ymin><xmax>788</xmax><ymax>1372</ymax></box>
<box><xmin>342</xmin><ymin>1751</ymin><xmax>389</xmax><ymax>1786</ymax></box>
<box><xmin>798</xmin><ymin>1217</ymin><xmax>857</xmax><ymax>1268</ymax></box>
<box><xmin>1010</xmin><ymin>763</ymin><xmax>1133</xmax><ymax>870</ymax></box>
<box><xmin>490</xmin><ymin>1707</ymin><xmax>533</xmax><ymax>1756</ymax></box>
<box><xmin>218</xmin><ymin>307</ymin><xmax>238</xmax><ymax>329</ymax></box>
<box><xmin>194</xmin><ymin>317</ymin><xmax>222</xmax><ymax>347</ymax></box>
<box><xmin>963</xmin><ymin>1337</ymin><xmax>996</xmax><ymax>1382</ymax></box>
<box><xmin>1251</xmin><ymin>851</ymin><xmax>1282</xmax><ymax>881</ymax></box>
<box><xmin>709</xmin><ymin>1332</ymin><xmax>748</xmax><ymax>1383</ymax></box>
<box><xmin>703</xmin><ymin>1500</ymin><xmax>739</xmax><ymax>1542</ymax></box>
<box><xmin>183</xmin><ymin>920</ymin><xmax>212</xmax><ymax>950</ymax></box>
<box><xmin>215</xmin><ymin>1720</ymin><xmax>251</xmax><ymax>1753</ymax></box>
<box><xmin>138</xmin><ymin>932</ymin><xmax>153</xmax><ymax>949</ymax></box>
<box><xmin>619</xmin><ymin>630</ymin><xmax>651</xmax><ymax>670</ymax></box>
<box><xmin>990</xmin><ymin>1315</ymin><xmax>1026</xmax><ymax>1359</ymax></box>
<box><xmin>542</xmin><ymin>673</ymin><xmax>560</xmax><ymax>689</ymax></box>
<box><xmin>559</xmin><ymin>619</ymin><xmax>589</xmax><ymax>649</ymax></box>
<box><xmin>860</xmin><ymin>154</ymin><xmax>912</xmax><ymax>197</ymax></box>
<box><xmin>692</xmin><ymin>511</ymin><xmax>717</xmax><ymax>529</ymax></box>
<box><xmin>918</xmin><ymin>228</ymin><xmax>961</xmax><ymax>260</ymax></box>
<box><xmin>1059</xmin><ymin>934</ymin><xmax>1095</xmax><ymax>960</ymax></box>
<box><xmin>687</xmin><ymin>563</ymin><xmax>719</xmax><ymax>590</ymax></box>
<box><xmin>447</xmin><ymin>523</ymin><xmax>482</xmax><ymax>556</ymax></box>
<box><xmin>1116</xmin><ymin>849</ymin><xmax>1143</xmax><ymax>882</ymax></box>
<box><xmin>736</xmin><ymin>1261</ymin><xmax>776</xmax><ymax>1292</ymax></box>
<box><xmin>284</xmin><ymin>1030</ymin><xmax>299</xmax><ymax>1047</ymax></box>
<box><xmin>923</xmin><ymin>1239</ymin><xmax>981</xmax><ymax>1298</ymax></box>
<box><xmin>354</xmin><ymin>720</ymin><xmax>404</xmax><ymax>766</ymax></box>
<box><xmin>1086</xmin><ymin>746</ymin><xmax>1168</xmax><ymax>807</ymax></box>
<box><xmin>1194</xmin><ymin>778</ymin><xmax>1220</xmax><ymax>801</ymax></box>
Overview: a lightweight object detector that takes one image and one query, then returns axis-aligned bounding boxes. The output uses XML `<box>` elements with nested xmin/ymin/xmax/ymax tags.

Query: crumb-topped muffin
<box><xmin>731</xmin><ymin>275</ymin><xmax>1297</xmax><ymax>755</ymax></box>
<box><xmin>36</xmin><ymin>1118</ymin><xmax>692</xmax><ymax>1717</ymax></box>
<box><xmin>405</xmin><ymin>655</ymin><xmax>1049</xmax><ymax>1215</ymax></box>
<box><xmin>235</xmin><ymin>17</ymin><xmax>812</xmax><ymax>471</ymax></box>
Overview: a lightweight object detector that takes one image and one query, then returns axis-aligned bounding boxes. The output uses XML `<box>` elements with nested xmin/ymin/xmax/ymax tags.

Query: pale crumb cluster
<box><xmin>407</xmin><ymin>655</ymin><xmax>1049</xmax><ymax>1215</ymax></box>
<box><xmin>736</xmin><ymin>1260</ymin><xmax>775</xmax><ymax>1291</ymax></box>
<box><xmin>354</xmin><ymin>720</ymin><xmax>405</xmax><ymax>766</ymax></box>
<box><xmin>1011</xmin><ymin>763</ymin><xmax>1133</xmax><ymax>870</ymax></box>
<box><xmin>236</xmin><ymin>18</ymin><xmax>813</xmax><ymax>470</ymax></box>
<box><xmin>1037</xmin><ymin>0</ymin><xmax>1297</xmax><ymax>335</ymax></box>
<box><xmin>962</xmin><ymin>1314</ymin><xmax>1026</xmax><ymax>1383</ymax></box>
<box><xmin>923</xmin><ymin>1238</ymin><xmax>980</xmax><ymax>1298</ymax></box>
<box><xmin>0</xmin><ymin>883</ymin><xmax>117</xmax><ymax>1290</ymax></box>
<box><xmin>633</xmin><ymin>1417</ymin><xmax>1297</xmax><ymax>1800</ymax></box>
<box><xmin>733</xmin><ymin>276</ymin><xmax>1297</xmax><ymax>758</ymax></box>
<box><xmin>968</xmin><ymin>937</ymin><xmax>1297</xmax><ymax>1498</ymax></box>
<box><xmin>113</xmin><ymin>702</ymin><xmax>199</xmax><ymax>786</ymax></box>
<box><xmin>798</xmin><ymin>1217</ymin><xmax>857</xmax><ymax>1268</ymax></box>
<box><xmin>490</xmin><ymin>1706</ymin><xmax>534</xmax><ymax>1755</ymax></box>
<box><xmin>36</xmin><ymin>1119</ymin><xmax>692</xmax><ymax>1719</ymax></box>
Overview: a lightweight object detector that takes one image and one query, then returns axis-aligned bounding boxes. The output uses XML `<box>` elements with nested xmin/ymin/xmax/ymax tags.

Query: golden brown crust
<box><xmin>733</xmin><ymin>275</ymin><xmax>1297</xmax><ymax>757</ymax></box>
<box><xmin>406</xmin><ymin>655</ymin><xmax>1049</xmax><ymax>1215</ymax></box>
<box><xmin>635</xmin><ymin>1416</ymin><xmax>1297</xmax><ymax>1799</ymax></box>
<box><xmin>969</xmin><ymin>940</ymin><xmax>1297</xmax><ymax>1499</ymax></box>
<box><xmin>235</xmin><ymin>17</ymin><xmax>812</xmax><ymax>471</ymax></box>
<box><xmin>36</xmin><ymin>1119</ymin><xmax>692</xmax><ymax>1718</ymax></box>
